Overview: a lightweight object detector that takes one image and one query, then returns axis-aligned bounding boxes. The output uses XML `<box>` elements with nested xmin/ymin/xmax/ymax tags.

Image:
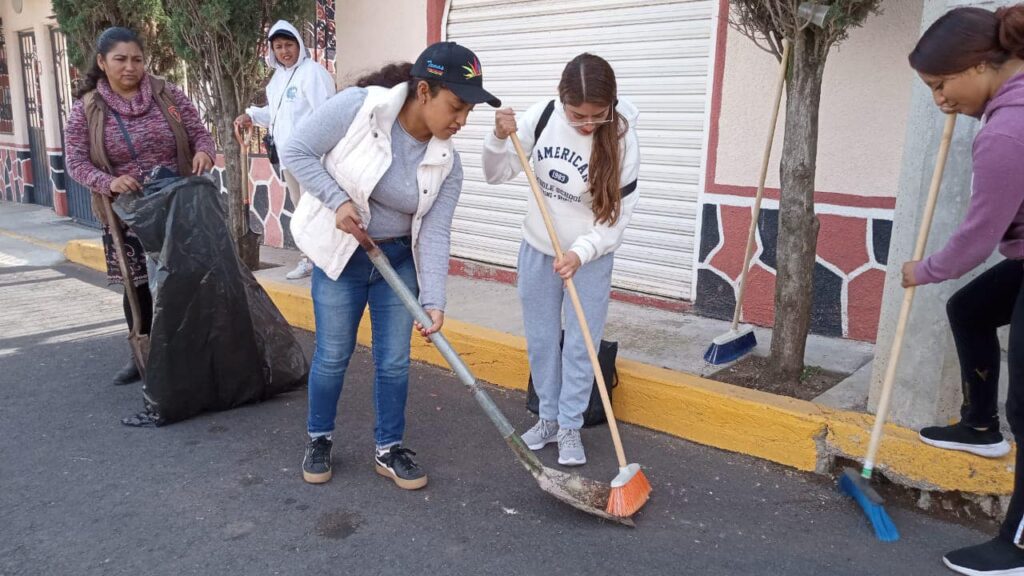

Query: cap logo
<box><xmin>426</xmin><ymin>60</ymin><xmax>445</xmax><ymax>76</ymax></box>
<box><xmin>462</xmin><ymin>58</ymin><xmax>482</xmax><ymax>80</ymax></box>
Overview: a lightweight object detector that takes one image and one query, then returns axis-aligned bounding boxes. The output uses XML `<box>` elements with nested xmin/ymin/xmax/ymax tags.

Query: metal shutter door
<box><xmin>444</xmin><ymin>0</ymin><xmax>714</xmax><ymax>299</ymax></box>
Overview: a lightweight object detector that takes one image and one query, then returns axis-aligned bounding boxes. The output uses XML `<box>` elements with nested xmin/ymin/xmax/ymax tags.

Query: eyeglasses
<box><xmin>565</xmin><ymin>106</ymin><xmax>613</xmax><ymax>128</ymax></box>
<box><xmin>567</xmin><ymin>118</ymin><xmax>614</xmax><ymax>128</ymax></box>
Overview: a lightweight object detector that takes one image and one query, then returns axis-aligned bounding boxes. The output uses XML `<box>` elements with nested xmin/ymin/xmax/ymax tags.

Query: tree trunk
<box><xmin>768</xmin><ymin>32</ymin><xmax>825</xmax><ymax>385</ymax></box>
<box><xmin>216</xmin><ymin>76</ymin><xmax>260</xmax><ymax>271</ymax></box>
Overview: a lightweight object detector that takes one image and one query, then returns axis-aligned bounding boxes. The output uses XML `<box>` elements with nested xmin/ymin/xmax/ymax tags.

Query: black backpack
<box><xmin>526</xmin><ymin>332</ymin><xmax>618</xmax><ymax>427</ymax></box>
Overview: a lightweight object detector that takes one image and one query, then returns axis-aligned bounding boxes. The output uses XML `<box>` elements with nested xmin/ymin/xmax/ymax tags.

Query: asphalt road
<box><xmin>0</xmin><ymin>236</ymin><xmax>996</xmax><ymax>576</ymax></box>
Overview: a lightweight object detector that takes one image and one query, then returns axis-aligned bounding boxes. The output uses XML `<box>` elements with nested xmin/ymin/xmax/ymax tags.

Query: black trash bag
<box><xmin>113</xmin><ymin>176</ymin><xmax>307</xmax><ymax>426</ymax></box>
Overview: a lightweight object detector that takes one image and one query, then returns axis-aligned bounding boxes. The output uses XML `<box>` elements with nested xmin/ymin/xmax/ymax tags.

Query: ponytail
<box><xmin>997</xmin><ymin>4</ymin><xmax>1024</xmax><ymax>58</ymax></box>
<box><xmin>354</xmin><ymin>62</ymin><xmax>413</xmax><ymax>88</ymax></box>
<box><xmin>353</xmin><ymin>61</ymin><xmax>445</xmax><ymax>102</ymax></box>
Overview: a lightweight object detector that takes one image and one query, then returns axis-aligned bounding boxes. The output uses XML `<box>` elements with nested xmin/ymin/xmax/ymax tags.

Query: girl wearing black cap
<box><xmin>282</xmin><ymin>42</ymin><xmax>500</xmax><ymax>490</ymax></box>
<box><xmin>235</xmin><ymin>20</ymin><xmax>336</xmax><ymax>280</ymax></box>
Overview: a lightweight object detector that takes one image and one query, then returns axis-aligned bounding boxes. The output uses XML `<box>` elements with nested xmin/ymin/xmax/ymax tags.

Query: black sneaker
<box><xmin>374</xmin><ymin>445</ymin><xmax>428</xmax><ymax>490</ymax></box>
<box><xmin>303</xmin><ymin>437</ymin><xmax>333</xmax><ymax>484</ymax></box>
<box><xmin>112</xmin><ymin>359</ymin><xmax>141</xmax><ymax>386</ymax></box>
<box><xmin>944</xmin><ymin>537</ymin><xmax>1024</xmax><ymax>575</ymax></box>
<box><xmin>919</xmin><ymin>422</ymin><xmax>1011</xmax><ymax>458</ymax></box>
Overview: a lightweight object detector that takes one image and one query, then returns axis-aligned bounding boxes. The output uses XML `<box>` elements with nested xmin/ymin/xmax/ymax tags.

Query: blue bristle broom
<box><xmin>703</xmin><ymin>42</ymin><xmax>792</xmax><ymax>366</ymax></box>
<box><xmin>839</xmin><ymin>113</ymin><xmax>957</xmax><ymax>543</ymax></box>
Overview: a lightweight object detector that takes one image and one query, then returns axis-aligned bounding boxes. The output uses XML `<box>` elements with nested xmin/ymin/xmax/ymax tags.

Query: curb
<box><xmin>63</xmin><ymin>238</ymin><xmax>1015</xmax><ymax>498</ymax></box>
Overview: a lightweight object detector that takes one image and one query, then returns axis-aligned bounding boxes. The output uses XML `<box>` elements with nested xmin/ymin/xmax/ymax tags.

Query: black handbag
<box><xmin>263</xmin><ymin>133</ymin><xmax>279</xmax><ymax>165</ymax></box>
<box><xmin>526</xmin><ymin>335</ymin><xmax>618</xmax><ymax>427</ymax></box>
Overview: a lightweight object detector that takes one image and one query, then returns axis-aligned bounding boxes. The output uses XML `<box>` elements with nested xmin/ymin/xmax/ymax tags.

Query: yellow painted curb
<box><xmin>63</xmin><ymin>238</ymin><xmax>1014</xmax><ymax>497</ymax></box>
<box><xmin>254</xmin><ymin>274</ymin><xmax>1016</xmax><ymax>497</ymax></box>
<box><xmin>0</xmin><ymin>228</ymin><xmax>65</xmax><ymax>252</ymax></box>
<box><xmin>64</xmin><ymin>239</ymin><xmax>106</xmax><ymax>273</ymax></box>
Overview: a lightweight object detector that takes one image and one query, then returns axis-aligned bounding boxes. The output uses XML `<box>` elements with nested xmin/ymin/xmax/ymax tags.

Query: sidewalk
<box><xmin>258</xmin><ymin>245</ymin><xmax>877</xmax><ymax>382</ymax></box>
<box><xmin>2</xmin><ymin>202</ymin><xmax>1013</xmax><ymax>514</ymax></box>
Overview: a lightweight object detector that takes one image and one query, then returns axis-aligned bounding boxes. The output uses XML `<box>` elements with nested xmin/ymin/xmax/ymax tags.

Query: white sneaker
<box><xmin>557</xmin><ymin>429</ymin><xmax>586</xmax><ymax>466</ymax></box>
<box><xmin>286</xmin><ymin>257</ymin><xmax>314</xmax><ymax>280</ymax></box>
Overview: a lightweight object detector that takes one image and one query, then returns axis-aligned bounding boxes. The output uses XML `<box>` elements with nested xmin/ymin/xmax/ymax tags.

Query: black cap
<box><xmin>269</xmin><ymin>29</ymin><xmax>298</xmax><ymax>43</ymax></box>
<box><xmin>410</xmin><ymin>42</ymin><xmax>500</xmax><ymax>108</ymax></box>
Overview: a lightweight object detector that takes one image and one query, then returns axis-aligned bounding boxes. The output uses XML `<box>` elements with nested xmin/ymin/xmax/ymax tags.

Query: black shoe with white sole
<box><xmin>919</xmin><ymin>422</ymin><xmax>1011</xmax><ymax>458</ymax></box>
<box><xmin>303</xmin><ymin>436</ymin><xmax>333</xmax><ymax>484</ymax></box>
<box><xmin>374</xmin><ymin>445</ymin><xmax>427</xmax><ymax>490</ymax></box>
<box><xmin>944</xmin><ymin>538</ymin><xmax>1024</xmax><ymax>575</ymax></box>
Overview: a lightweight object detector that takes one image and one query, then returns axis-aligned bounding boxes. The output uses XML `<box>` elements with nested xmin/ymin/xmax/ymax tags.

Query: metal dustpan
<box><xmin>346</xmin><ymin>222</ymin><xmax>633</xmax><ymax>526</ymax></box>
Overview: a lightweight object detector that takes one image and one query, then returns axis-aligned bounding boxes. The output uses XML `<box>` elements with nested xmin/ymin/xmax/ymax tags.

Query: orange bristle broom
<box><xmin>509</xmin><ymin>132</ymin><xmax>651</xmax><ymax>518</ymax></box>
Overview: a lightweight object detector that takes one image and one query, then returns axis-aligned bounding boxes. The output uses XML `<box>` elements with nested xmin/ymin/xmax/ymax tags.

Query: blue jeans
<box><xmin>306</xmin><ymin>238</ymin><xmax>417</xmax><ymax>447</ymax></box>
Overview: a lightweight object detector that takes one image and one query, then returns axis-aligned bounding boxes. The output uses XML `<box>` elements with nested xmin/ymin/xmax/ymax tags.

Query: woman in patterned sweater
<box><xmin>65</xmin><ymin>27</ymin><xmax>216</xmax><ymax>387</ymax></box>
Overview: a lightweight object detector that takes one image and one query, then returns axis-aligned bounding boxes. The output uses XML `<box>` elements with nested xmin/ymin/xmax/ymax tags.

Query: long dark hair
<box><xmin>353</xmin><ymin>62</ymin><xmax>442</xmax><ymax>101</ymax></box>
<box><xmin>74</xmin><ymin>27</ymin><xmax>144</xmax><ymax>99</ymax></box>
<box><xmin>559</xmin><ymin>53</ymin><xmax>625</xmax><ymax>226</ymax></box>
<box><xmin>910</xmin><ymin>5</ymin><xmax>1024</xmax><ymax>75</ymax></box>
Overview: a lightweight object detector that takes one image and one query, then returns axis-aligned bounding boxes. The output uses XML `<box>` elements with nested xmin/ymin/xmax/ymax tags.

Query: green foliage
<box><xmin>729</xmin><ymin>0</ymin><xmax>883</xmax><ymax>59</ymax></box>
<box><xmin>51</xmin><ymin>0</ymin><xmax>178</xmax><ymax>77</ymax></box>
<box><xmin>160</xmin><ymin>0</ymin><xmax>313</xmax><ymax>143</ymax></box>
<box><xmin>799</xmin><ymin>365</ymin><xmax>821</xmax><ymax>383</ymax></box>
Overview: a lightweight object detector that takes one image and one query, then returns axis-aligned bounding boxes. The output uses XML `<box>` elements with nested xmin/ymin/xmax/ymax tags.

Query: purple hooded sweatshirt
<box><xmin>915</xmin><ymin>73</ymin><xmax>1024</xmax><ymax>285</ymax></box>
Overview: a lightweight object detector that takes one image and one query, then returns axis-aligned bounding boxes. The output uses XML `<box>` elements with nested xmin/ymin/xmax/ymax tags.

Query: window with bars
<box><xmin>0</xmin><ymin>21</ymin><xmax>13</xmax><ymax>134</ymax></box>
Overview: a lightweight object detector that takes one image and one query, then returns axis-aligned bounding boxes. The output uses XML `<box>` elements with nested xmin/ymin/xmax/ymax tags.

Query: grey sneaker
<box><xmin>557</xmin><ymin>429</ymin><xmax>586</xmax><ymax>466</ymax></box>
<box><xmin>521</xmin><ymin>419</ymin><xmax>558</xmax><ymax>450</ymax></box>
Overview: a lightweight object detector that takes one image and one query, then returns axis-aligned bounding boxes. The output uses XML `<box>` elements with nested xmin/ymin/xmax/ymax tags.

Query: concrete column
<box><xmin>868</xmin><ymin>0</ymin><xmax>1015</xmax><ymax>430</ymax></box>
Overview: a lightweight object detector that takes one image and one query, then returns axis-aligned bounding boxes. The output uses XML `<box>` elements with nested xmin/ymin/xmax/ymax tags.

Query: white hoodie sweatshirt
<box><xmin>481</xmin><ymin>98</ymin><xmax>640</xmax><ymax>265</ymax></box>
<box><xmin>246</xmin><ymin>20</ymin><xmax>336</xmax><ymax>171</ymax></box>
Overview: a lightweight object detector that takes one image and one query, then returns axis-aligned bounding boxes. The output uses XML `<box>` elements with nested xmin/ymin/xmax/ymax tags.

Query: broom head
<box><xmin>704</xmin><ymin>325</ymin><xmax>756</xmax><ymax>365</ymax></box>
<box><xmin>839</xmin><ymin>467</ymin><xmax>900</xmax><ymax>542</ymax></box>
<box><xmin>606</xmin><ymin>463</ymin><xmax>651</xmax><ymax>518</ymax></box>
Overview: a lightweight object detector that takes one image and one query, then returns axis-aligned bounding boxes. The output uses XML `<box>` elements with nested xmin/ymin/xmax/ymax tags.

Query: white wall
<box><xmin>334</xmin><ymin>0</ymin><xmax>428</xmax><ymax>87</ymax></box>
<box><xmin>714</xmin><ymin>1</ymin><xmax>924</xmax><ymax>198</ymax></box>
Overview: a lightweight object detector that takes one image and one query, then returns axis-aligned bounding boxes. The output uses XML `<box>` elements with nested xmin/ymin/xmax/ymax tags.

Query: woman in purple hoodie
<box><xmin>905</xmin><ymin>5</ymin><xmax>1024</xmax><ymax>575</ymax></box>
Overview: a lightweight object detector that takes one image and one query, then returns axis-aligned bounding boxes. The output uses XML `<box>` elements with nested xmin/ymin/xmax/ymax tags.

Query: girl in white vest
<box><xmin>282</xmin><ymin>42</ymin><xmax>499</xmax><ymax>489</ymax></box>
<box><xmin>482</xmin><ymin>53</ymin><xmax>640</xmax><ymax>466</ymax></box>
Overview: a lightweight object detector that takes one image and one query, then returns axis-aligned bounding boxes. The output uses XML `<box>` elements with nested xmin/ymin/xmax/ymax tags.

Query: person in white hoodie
<box><xmin>483</xmin><ymin>53</ymin><xmax>640</xmax><ymax>467</ymax></box>
<box><xmin>235</xmin><ymin>20</ymin><xmax>336</xmax><ymax>279</ymax></box>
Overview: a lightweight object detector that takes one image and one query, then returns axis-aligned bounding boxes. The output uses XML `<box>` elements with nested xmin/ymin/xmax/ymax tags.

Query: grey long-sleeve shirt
<box><xmin>282</xmin><ymin>87</ymin><xmax>463</xmax><ymax>311</ymax></box>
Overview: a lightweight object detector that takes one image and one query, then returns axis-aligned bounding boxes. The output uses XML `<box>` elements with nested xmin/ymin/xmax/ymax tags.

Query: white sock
<box><xmin>376</xmin><ymin>442</ymin><xmax>399</xmax><ymax>456</ymax></box>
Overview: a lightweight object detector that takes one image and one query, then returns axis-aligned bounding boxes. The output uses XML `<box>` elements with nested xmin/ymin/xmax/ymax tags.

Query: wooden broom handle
<box><xmin>102</xmin><ymin>195</ymin><xmax>144</xmax><ymax>340</ymax></box>
<box><xmin>233</xmin><ymin>124</ymin><xmax>251</xmax><ymax>175</ymax></box>
<box><xmin>864</xmin><ymin>113</ymin><xmax>957</xmax><ymax>472</ymax></box>
<box><xmin>233</xmin><ymin>123</ymin><xmax>252</xmax><ymax>153</ymax></box>
<box><xmin>731</xmin><ymin>40</ymin><xmax>790</xmax><ymax>330</ymax></box>
<box><xmin>510</xmin><ymin>132</ymin><xmax>629</xmax><ymax>468</ymax></box>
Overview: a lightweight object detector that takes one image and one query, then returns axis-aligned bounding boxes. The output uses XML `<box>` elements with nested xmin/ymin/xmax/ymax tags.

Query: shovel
<box><xmin>343</xmin><ymin>218</ymin><xmax>633</xmax><ymax>526</ymax></box>
<box><xmin>234</xmin><ymin>123</ymin><xmax>265</xmax><ymax>239</ymax></box>
<box><xmin>102</xmin><ymin>195</ymin><xmax>150</xmax><ymax>380</ymax></box>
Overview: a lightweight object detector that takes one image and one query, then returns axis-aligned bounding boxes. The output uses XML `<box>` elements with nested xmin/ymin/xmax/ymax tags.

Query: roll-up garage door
<box><xmin>444</xmin><ymin>0</ymin><xmax>715</xmax><ymax>299</ymax></box>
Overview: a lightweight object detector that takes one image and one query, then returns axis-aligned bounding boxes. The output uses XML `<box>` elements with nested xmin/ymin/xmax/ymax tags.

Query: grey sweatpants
<box><xmin>517</xmin><ymin>241</ymin><xmax>614</xmax><ymax>430</ymax></box>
